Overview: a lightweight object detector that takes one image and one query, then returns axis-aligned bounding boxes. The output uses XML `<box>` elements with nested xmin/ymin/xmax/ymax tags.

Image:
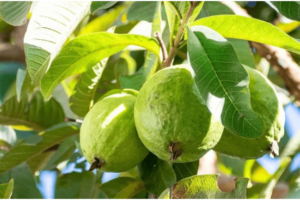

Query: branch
<box><xmin>222</xmin><ymin>1</ymin><xmax>300</xmax><ymax>101</ymax></box>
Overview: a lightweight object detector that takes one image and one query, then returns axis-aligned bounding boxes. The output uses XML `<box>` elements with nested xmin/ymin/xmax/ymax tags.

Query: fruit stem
<box><xmin>162</xmin><ymin>2</ymin><xmax>198</xmax><ymax>68</ymax></box>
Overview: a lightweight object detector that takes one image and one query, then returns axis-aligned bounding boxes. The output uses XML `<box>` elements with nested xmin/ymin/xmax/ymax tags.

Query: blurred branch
<box><xmin>0</xmin><ymin>22</ymin><xmax>27</xmax><ymax>62</ymax></box>
<box><xmin>222</xmin><ymin>1</ymin><xmax>300</xmax><ymax>102</ymax></box>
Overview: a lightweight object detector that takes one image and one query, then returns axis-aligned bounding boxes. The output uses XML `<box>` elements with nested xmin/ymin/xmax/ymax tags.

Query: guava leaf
<box><xmin>0</xmin><ymin>126</ymin><xmax>16</xmax><ymax>146</ymax></box>
<box><xmin>270</xmin><ymin>2</ymin><xmax>300</xmax><ymax>21</ymax></box>
<box><xmin>173</xmin><ymin>161</ymin><xmax>199</xmax><ymax>182</ymax></box>
<box><xmin>0</xmin><ymin>2</ymin><xmax>30</xmax><ymax>26</ymax></box>
<box><xmin>41</xmin><ymin>33</ymin><xmax>160</xmax><ymax>100</ymax></box>
<box><xmin>164</xmin><ymin>1</ymin><xmax>180</xmax><ymax>45</ymax></box>
<box><xmin>138</xmin><ymin>153</ymin><xmax>176</xmax><ymax>196</ymax></box>
<box><xmin>55</xmin><ymin>172</ymin><xmax>96</xmax><ymax>198</ymax></box>
<box><xmin>127</xmin><ymin>1</ymin><xmax>158</xmax><ymax>22</ymax></box>
<box><xmin>159</xmin><ymin>174</ymin><xmax>248</xmax><ymax>199</ymax></box>
<box><xmin>16</xmin><ymin>69</ymin><xmax>35</xmax><ymax>102</ymax></box>
<box><xmin>228</xmin><ymin>39</ymin><xmax>255</xmax><ymax>69</ymax></box>
<box><xmin>187</xmin><ymin>26</ymin><xmax>264</xmax><ymax>138</ymax></box>
<box><xmin>0</xmin><ymin>122</ymin><xmax>80</xmax><ymax>175</ymax></box>
<box><xmin>90</xmin><ymin>1</ymin><xmax>118</xmax><ymax>14</ymax></box>
<box><xmin>80</xmin><ymin>3</ymin><xmax>129</xmax><ymax>35</ymax></box>
<box><xmin>69</xmin><ymin>63</ymin><xmax>104</xmax><ymax>117</ymax></box>
<box><xmin>168</xmin><ymin>2</ymin><xmax>189</xmax><ymax>19</ymax></box>
<box><xmin>192</xmin><ymin>15</ymin><xmax>300</xmax><ymax>55</ymax></box>
<box><xmin>45</xmin><ymin>135</ymin><xmax>77</xmax><ymax>170</ymax></box>
<box><xmin>187</xmin><ymin>2</ymin><xmax>204</xmax><ymax>26</ymax></box>
<box><xmin>0</xmin><ymin>163</ymin><xmax>43</xmax><ymax>198</ymax></box>
<box><xmin>100</xmin><ymin>177</ymin><xmax>146</xmax><ymax>198</ymax></box>
<box><xmin>27</xmin><ymin>150</ymin><xmax>56</xmax><ymax>173</ymax></box>
<box><xmin>24</xmin><ymin>1</ymin><xmax>91</xmax><ymax>84</ymax></box>
<box><xmin>197</xmin><ymin>1</ymin><xmax>233</xmax><ymax>19</ymax></box>
<box><xmin>0</xmin><ymin>179</ymin><xmax>13</xmax><ymax>199</ymax></box>
<box><xmin>0</xmin><ymin>92</ymin><xmax>65</xmax><ymax>131</ymax></box>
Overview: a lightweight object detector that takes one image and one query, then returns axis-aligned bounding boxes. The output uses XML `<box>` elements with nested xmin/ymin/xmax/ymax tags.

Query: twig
<box><xmin>162</xmin><ymin>2</ymin><xmax>198</xmax><ymax>68</ymax></box>
<box><xmin>154</xmin><ymin>32</ymin><xmax>168</xmax><ymax>63</ymax></box>
<box><xmin>222</xmin><ymin>1</ymin><xmax>300</xmax><ymax>102</ymax></box>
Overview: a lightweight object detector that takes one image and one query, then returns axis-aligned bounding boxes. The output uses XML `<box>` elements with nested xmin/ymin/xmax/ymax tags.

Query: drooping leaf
<box><xmin>127</xmin><ymin>1</ymin><xmax>158</xmax><ymax>22</ymax></box>
<box><xmin>41</xmin><ymin>32</ymin><xmax>160</xmax><ymax>100</ymax></box>
<box><xmin>192</xmin><ymin>15</ymin><xmax>300</xmax><ymax>54</ymax></box>
<box><xmin>228</xmin><ymin>39</ymin><xmax>255</xmax><ymax>69</ymax></box>
<box><xmin>159</xmin><ymin>174</ymin><xmax>248</xmax><ymax>199</ymax></box>
<box><xmin>16</xmin><ymin>69</ymin><xmax>35</xmax><ymax>102</ymax></box>
<box><xmin>69</xmin><ymin>63</ymin><xmax>104</xmax><ymax>117</ymax></box>
<box><xmin>0</xmin><ymin>92</ymin><xmax>65</xmax><ymax>131</ymax></box>
<box><xmin>80</xmin><ymin>3</ymin><xmax>129</xmax><ymax>35</ymax></box>
<box><xmin>187</xmin><ymin>26</ymin><xmax>263</xmax><ymax>138</ymax></box>
<box><xmin>138</xmin><ymin>153</ymin><xmax>176</xmax><ymax>196</ymax></box>
<box><xmin>0</xmin><ymin>2</ymin><xmax>30</xmax><ymax>26</ymax></box>
<box><xmin>24</xmin><ymin>1</ymin><xmax>91</xmax><ymax>84</ymax></box>
<box><xmin>0</xmin><ymin>163</ymin><xmax>43</xmax><ymax>198</ymax></box>
<box><xmin>90</xmin><ymin>1</ymin><xmax>118</xmax><ymax>14</ymax></box>
<box><xmin>16</xmin><ymin>69</ymin><xmax>26</xmax><ymax>102</ymax></box>
<box><xmin>100</xmin><ymin>177</ymin><xmax>146</xmax><ymax>198</ymax></box>
<box><xmin>55</xmin><ymin>172</ymin><xmax>95</xmax><ymax>198</ymax></box>
<box><xmin>0</xmin><ymin>179</ymin><xmax>13</xmax><ymax>199</ymax></box>
<box><xmin>45</xmin><ymin>135</ymin><xmax>78</xmax><ymax>170</ymax></box>
<box><xmin>173</xmin><ymin>161</ymin><xmax>199</xmax><ymax>182</ymax></box>
<box><xmin>270</xmin><ymin>2</ymin><xmax>300</xmax><ymax>21</ymax></box>
<box><xmin>0</xmin><ymin>122</ymin><xmax>80</xmax><ymax>174</ymax></box>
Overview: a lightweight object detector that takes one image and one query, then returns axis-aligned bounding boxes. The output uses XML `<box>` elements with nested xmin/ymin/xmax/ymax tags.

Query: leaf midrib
<box><xmin>0</xmin><ymin>115</ymin><xmax>45</xmax><ymax>131</ymax></box>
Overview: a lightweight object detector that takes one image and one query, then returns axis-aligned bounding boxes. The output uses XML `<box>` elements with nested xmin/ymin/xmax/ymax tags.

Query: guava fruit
<box><xmin>134</xmin><ymin>65</ymin><xmax>224</xmax><ymax>163</ymax></box>
<box><xmin>80</xmin><ymin>89</ymin><xmax>149</xmax><ymax>172</ymax></box>
<box><xmin>213</xmin><ymin>66</ymin><xmax>285</xmax><ymax>159</ymax></box>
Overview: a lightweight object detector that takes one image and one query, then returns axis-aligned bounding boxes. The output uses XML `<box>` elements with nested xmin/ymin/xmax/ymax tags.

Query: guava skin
<box><xmin>214</xmin><ymin>66</ymin><xmax>285</xmax><ymax>159</ymax></box>
<box><xmin>80</xmin><ymin>90</ymin><xmax>149</xmax><ymax>172</ymax></box>
<box><xmin>134</xmin><ymin>66</ymin><xmax>224</xmax><ymax>163</ymax></box>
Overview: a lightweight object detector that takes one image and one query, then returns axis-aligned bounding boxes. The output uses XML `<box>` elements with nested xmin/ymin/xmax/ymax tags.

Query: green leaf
<box><xmin>16</xmin><ymin>69</ymin><xmax>35</xmax><ymax>102</ymax></box>
<box><xmin>41</xmin><ymin>32</ymin><xmax>160</xmax><ymax>100</ymax></box>
<box><xmin>69</xmin><ymin>63</ymin><xmax>104</xmax><ymax>117</ymax></box>
<box><xmin>192</xmin><ymin>15</ymin><xmax>300</xmax><ymax>54</ymax></box>
<box><xmin>0</xmin><ymin>179</ymin><xmax>13</xmax><ymax>199</ymax></box>
<box><xmin>0</xmin><ymin>2</ymin><xmax>30</xmax><ymax>26</ymax></box>
<box><xmin>90</xmin><ymin>1</ymin><xmax>118</xmax><ymax>14</ymax></box>
<box><xmin>169</xmin><ymin>2</ymin><xmax>189</xmax><ymax>19</ymax></box>
<box><xmin>197</xmin><ymin>1</ymin><xmax>233</xmax><ymax>19</ymax></box>
<box><xmin>187</xmin><ymin>2</ymin><xmax>204</xmax><ymax>26</ymax></box>
<box><xmin>0</xmin><ymin>126</ymin><xmax>16</xmax><ymax>146</ymax></box>
<box><xmin>138</xmin><ymin>153</ymin><xmax>176</xmax><ymax>196</ymax></box>
<box><xmin>164</xmin><ymin>1</ymin><xmax>180</xmax><ymax>46</ymax></box>
<box><xmin>127</xmin><ymin>1</ymin><xmax>158</xmax><ymax>22</ymax></box>
<box><xmin>0</xmin><ymin>163</ymin><xmax>43</xmax><ymax>198</ymax></box>
<box><xmin>173</xmin><ymin>161</ymin><xmax>199</xmax><ymax>182</ymax></box>
<box><xmin>0</xmin><ymin>122</ymin><xmax>80</xmax><ymax>174</ymax></box>
<box><xmin>45</xmin><ymin>135</ymin><xmax>77</xmax><ymax>170</ymax></box>
<box><xmin>271</xmin><ymin>2</ymin><xmax>300</xmax><ymax>21</ymax></box>
<box><xmin>80</xmin><ymin>3</ymin><xmax>129</xmax><ymax>35</ymax></box>
<box><xmin>27</xmin><ymin>150</ymin><xmax>56</xmax><ymax>173</ymax></box>
<box><xmin>228</xmin><ymin>39</ymin><xmax>255</xmax><ymax>69</ymax></box>
<box><xmin>100</xmin><ymin>177</ymin><xmax>146</xmax><ymax>198</ymax></box>
<box><xmin>0</xmin><ymin>92</ymin><xmax>65</xmax><ymax>131</ymax></box>
<box><xmin>24</xmin><ymin>1</ymin><xmax>91</xmax><ymax>84</ymax></box>
<box><xmin>55</xmin><ymin>172</ymin><xmax>96</xmax><ymax>198</ymax></box>
<box><xmin>159</xmin><ymin>174</ymin><xmax>248</xmax><ymax>199</ymax></box>
<box><xmin>187</xmin><ymin>26</ymin><xmax>263</xmax><ymax>138</ymax></box>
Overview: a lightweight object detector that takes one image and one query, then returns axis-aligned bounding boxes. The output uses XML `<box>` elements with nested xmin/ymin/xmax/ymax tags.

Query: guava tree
<box><xmin>0</xmin><ymin>1</ymin><xmax>300</xmax><ymax>199</ymax></box>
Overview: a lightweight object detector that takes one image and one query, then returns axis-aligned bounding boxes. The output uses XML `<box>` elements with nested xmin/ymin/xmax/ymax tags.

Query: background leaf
<box><xmin>271</xmin><ymin>2</ymin><xmax>300</xmax><ymax>21</ymax></box>
<box><xmin>127</xmin><ymin>2</ymin><xmax>158</xmax><ymax>22</ymax></box>
<box><xmin>100</xmin><ymin>177</ymin><xmax>146</xmax><ymax>198</ymax></box>
<box><xmin>138</xmin><ymin>153</ymin><xmax>176</xmax><ymax>196</ymax></box>
<box><xmin>41</xmin><ymin>32</ymin><xmax>160</xmax><ymax>99</ymax></box>
<box><xmin>69</xmin><ymin>63</ymin><xmax>104</xmax><ymax>117</ymax></box>
<box><xmin>0</xmin><ymin>92</ymin><xmax>65</xmax><ymax>131</ymax></box>
<box><xmin>192</xmin><ymin>15</ymin><xmax>300</xmax><ymax>54</ymax></box>
<box><xmin>24</xmin><ymin>1</ymin><xmax>91</xmax><ymax>84</ymax></box>
<box><xmin>0</xmin><ymin>179</ymin><xmax>13</xmax><ymax>199</ymax></box>
<box><xmin>0</xmin><ymin>2</ymin><xmax>30</xmax><ymax>26</ymax></box>
<box><xmin>55</xmin><ymin>172</ymin><xmax>96</xmax><ymax>198</ymax></box>
<box><xmin>0</xmin><ymin>122</ymin><xmax>80</xmax><ymax>174</ymax></box>
<box><xmin>228</xmin><ymin>39</ymin><xmax>255</xmax><ymax>69</ymax></box>
<box><xmin>187</xmin><ymin>26</ymin><xmax>263</xmax><ymax>138</ymax></box>
<box><xmin>90</xmin><ymin>1</ymin><xmax>118</xmax><ymax>14</ymax></box>
<box><xmin>173</xmin><ymin>161</ymin><xmax>199</xmax><ymax>182</ymax></box>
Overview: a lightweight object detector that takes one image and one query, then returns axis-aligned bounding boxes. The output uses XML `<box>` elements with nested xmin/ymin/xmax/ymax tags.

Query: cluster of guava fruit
<box><xmin>80</xmin><ymin>64</ymin><xmax>285</xmax><ymax>172</ymax></box>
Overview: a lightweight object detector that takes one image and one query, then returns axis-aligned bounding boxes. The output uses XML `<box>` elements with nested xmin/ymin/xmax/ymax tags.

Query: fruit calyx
<box><xmin>88</xmin><ymin>157</ymin><xmax>104</xmax><ymax>171</ymax></box>
<box><xmin>169</xmin><ymin>142</ymin><xmax>183</xmax><ymax>161</ymax></box>
<box><xmin>268</xmin><ymin>141</ymin><xmax>279</xmax><ymax>158</ymax></box>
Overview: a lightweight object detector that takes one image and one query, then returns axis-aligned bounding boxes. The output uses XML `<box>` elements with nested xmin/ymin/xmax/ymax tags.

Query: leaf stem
<box><xmin>162</xmin><ymin>2</ymin><xmax>197</xmax><ymax>68</ymax></box>
<box><xmin>154</xmin><ymin>32</ymin><xmax>168</xmax><ymax>62</ymax></box>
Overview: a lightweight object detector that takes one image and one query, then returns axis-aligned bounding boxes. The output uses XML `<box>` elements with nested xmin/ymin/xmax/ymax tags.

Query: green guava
<box><xmin>213</xmin><ymin>66</ymin><xmax>285</xmax><ymax>159</ymax></box>
<box><xmin>80</xmin><ymin>89</ymin><xmax>149</xmax><ymax>172</ymax></box>
<box><xmin>134</xmin><ymin>65</ymin><xmax>224</xmax><ymax>163</ymax></box>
